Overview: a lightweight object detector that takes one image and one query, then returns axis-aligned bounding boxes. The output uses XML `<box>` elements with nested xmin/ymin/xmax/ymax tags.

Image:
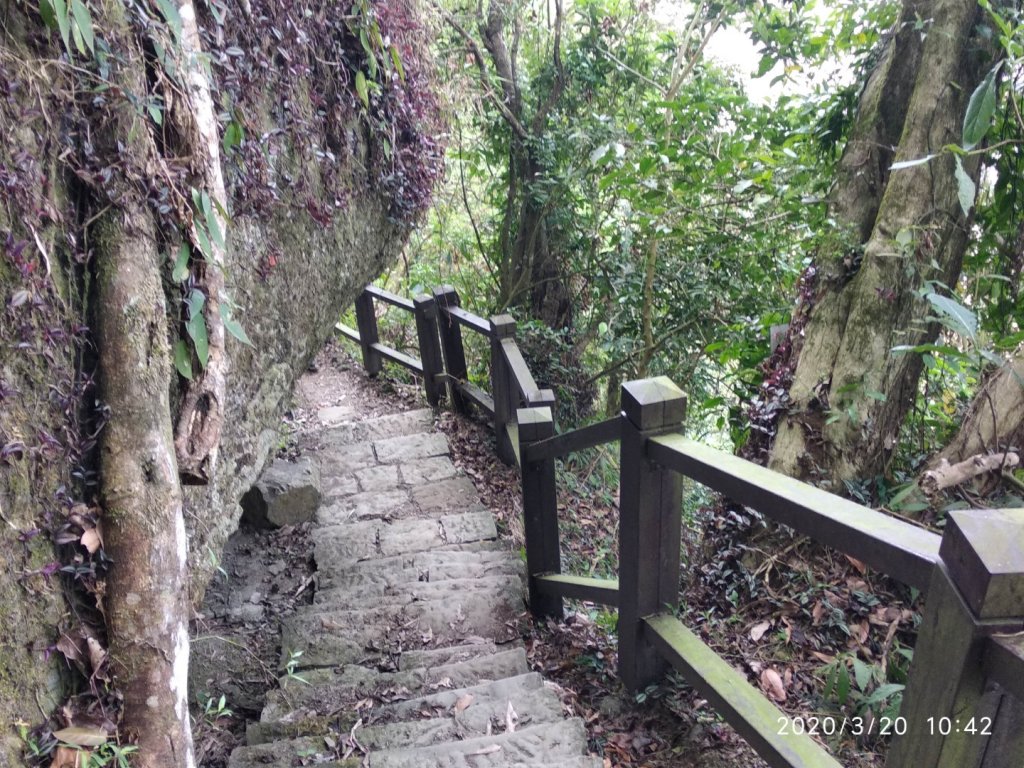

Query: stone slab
<box><xmin>321</xmin><ymin>473</ymin><xmax>360</xmax><ymax>499</ymax></box>
<box><xmin>411</xmin><ymin>477</ymin><xmax>480</xmax><ymax>513</ymax></box>
<box><xmin>317</xmin><ymin>489</ymin><xmax>414</xmax><ymax>525</ymax></box>
<box><xmin>375</xmin><ymin>673</ymin><xmax>563</xmax><ymax>736</ymax></box>
<box><xmin>313</xmin><ymin>574</ymin><xmax>524</xmax><ymax>608</ymax></box>
<box><xmin>320</xmin><ymin>443</ymin><xmax>377</xmax><ymax>475</ymax></box>
<box><xmin>313</xmin><ymin>511</ymin><xmax>497</xmax><ymax>566</ymax></box>
<box><xmin>260</xmin><ymin>648</ymin><xmax>531</xmax><ymax>723</ymax></box>
<box><xmin>356</xmin><ymin>464</ymin><xmax>402</xmax><ymax>492</ymax></box>
<box><xmin>282</xmin><ymin>588</ymin><xmax>525</xmax><ymax>667</ymax></box>
<box><xmin>399</xmin><ymin>640</ymin><xmax>509</xmax><ymax>671</ymax></box>
<box><xmin>324</xmin><ymin>409</ymin><xmax>435</xmax><ymax>446</ymax></box>
<box><xmin>374</xmin><ymin>432</ymin><xmax>450</xmax><ymax>464</ymax></box>
<box><xmin>368</xmin><ymin>718</ymin><xmax>591</xmax><ymax>768</ymax></box>
<box><xmin>318</xmin><ymin>405</ymin><xmax>358</xmax><ymax>425</ymax></box>
<box><xmin>316</xmin><ymin>550</ymin><xmax>524</xmax><ymax>592</ymax></box>
<box><xmin>240</xmin><ymin>456</ymin><xmax>321</xmax><ymax>529</ymax></box>
<box><xmin>400</xmin><ymin>457</ymin><xmax>461</xmax><ymax>487</ymax></box>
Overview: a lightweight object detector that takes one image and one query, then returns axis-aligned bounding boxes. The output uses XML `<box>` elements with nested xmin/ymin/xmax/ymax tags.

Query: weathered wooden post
<box><xmin>353</xmin><ymin>289</ymin><xmax>382</xmax><ymax>376</ymax></box>
<box><xmin>490</xmin><ymin>315</ymin><xmax>517</xmax><ymax>465</ymax></box>
<box><xmin>433</xmin><ymin>285</ymin><xmax>469</xmax><ymax>414</ymax></box>
<box><xmin>517</xmin><ymin>405</ymin><xmax>563</xmax><ymax>619</ymax></box>
<box><xmin>617</xmin><ymin>376</ymin><xmax>686</xmax><ymax>691</ymax></box>
<box><xmin>888</xmin><ymin>508</ymin><xmax>1024</xmax><ymax>768</ymax></box>
<box><xmin>414</xmin><ymin>294</ymin><xmax>444</xmax><ymax>407</ymax></box>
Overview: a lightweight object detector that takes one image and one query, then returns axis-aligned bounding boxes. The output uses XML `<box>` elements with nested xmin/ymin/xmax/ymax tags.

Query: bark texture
<box><xmin>95</xmin><ymin>203</ymin><xmax>194</xmax><ymax>768</ymax></box>
<box><xmin>769</xmin><ymin>0</ymin><xmax>994</xmax><ymax>488</ymax></box>
<box><xmin>935</xmin><ymin>351</ymin><xmax>1024</xmax><ymax>464</ymax></box>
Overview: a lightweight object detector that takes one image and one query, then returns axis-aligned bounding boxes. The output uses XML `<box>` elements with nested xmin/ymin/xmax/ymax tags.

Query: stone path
<box><xmin>228</xmin><ymin>407</ymin><xmax>602</xmax><ymax>768</ymax></box>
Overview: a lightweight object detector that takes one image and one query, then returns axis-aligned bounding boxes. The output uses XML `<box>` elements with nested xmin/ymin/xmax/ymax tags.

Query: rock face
<box><xmin>241</xmin><ymin>458</ymin><xmax>322</xmax><ymax>529</ymax></box>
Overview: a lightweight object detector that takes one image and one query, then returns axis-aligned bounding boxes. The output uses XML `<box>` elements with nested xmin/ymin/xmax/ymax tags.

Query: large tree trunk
<box><xmin>96</xmin><ymin>201</ymin><xmax>195</xmax><ymax>768</ymax></box>
<box><xmin>767</xmin><ymin>0</ymin><xmax>993</xmax><ymax>489</ymax></box>
<box><xmin>935</xmin><ymin>350</ymin><xmax>1024</xmax><ymax>465</ymax></box>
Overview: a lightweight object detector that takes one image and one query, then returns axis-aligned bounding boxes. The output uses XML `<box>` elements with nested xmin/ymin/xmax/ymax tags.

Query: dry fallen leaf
<box><xmin>845</xmin><ymin>555</ymin><xmax>867</xmax><ymax>574</ymax></box>
<box><xmin>749</xmin><ymin>620</ymin><xmax>771</xmax><ymax>642</ymax></box>
<box><xmin>49</xmin><ymin>746</ymin><xmax>83</xmax><ymax>768</ymax></box>
<box><xmin>467</xmin><ymin>745</ymin><xmax>501</xmax><ymax>756</ymax></box>
<box><xmin>52</xmin><ymin>726</ymin><xmax>108</xmax><ymax>747</ymax></box>
<box><xmin>505</xmin><ymin>700</ymin><xmax>518</xmax><ymax>733</ymax></box>
<box><xmin>453</xmin><ymin>693</ymin><xmax>474</xmax><ymax>714</ymax></box>
<box><xmin>80</xmin><ymin>527</ymin><xmax>102</xmax><ymax>554</ymax></box>
<box><xmin>760</xmin><ymin>668</ymin><xmax>787</xmax><ymax>702</ymax></box>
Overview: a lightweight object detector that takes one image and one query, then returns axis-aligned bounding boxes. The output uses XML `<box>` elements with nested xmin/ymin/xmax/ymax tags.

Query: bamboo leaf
<box><xmin>39</xmin><ymin>0</ymin><xmax>57</xmax><ymax>30</ymax></box>
<box><xmin>70</xmin><ymin>0</ymin><xmax>94</xmax><ymax>54</ymax></box>
<box><xmin>390</xmin><ymin>45</ymin><xmax>405</xmax><ymax>82</ymax></box>
<box><xmin>53</xmin><ymin>0</ymin><xmax>70</xmax><ymax>52</ymax></box>
<box><xmin>963</xmin><ymin>63</ymin><xmax>1001</xmax><ymax>150</ymax></box>
<box><xmin>954</xmin><ymin>156</ymin><xmax>976</xmax><ymax>216</ymax></box>
<box><xmin>155</xmin><ymin>0</ymin><xmax>183</xmax><ymax>42</ymax></box>
<box><xmin>355</xmin><ymin>70</ymin><xmax>369</xmax><ymax>109</ymax></box>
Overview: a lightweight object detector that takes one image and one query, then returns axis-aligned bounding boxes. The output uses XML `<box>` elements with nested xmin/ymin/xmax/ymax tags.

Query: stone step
<box><xmin>313</xmin><ymin>511</ymin><xmax>497</xmax><ymax>566</ymax></box>
<box><xmin>322</xmin><ymin>409</ymin><xmax>435</xmax><ymax>446</ymax></box>
<box><xmin>372</xmin><ymin>672</ymin><xmax>563</xmax><ymax>734</ymax></box>
<box><xmin>317</xmin><ymin>476</ymin><xmax>482</xmax><ymax>526</ymax></box>
<box><xmin>234</xmin><ymin>720</ymin><xmax>598</xmax><ymax>768</ymax></box>
<box><xmin>260</xmin><ymin>647</ymin><xmax>530</xmax><ymax>724</ymax></box>
<box><xmin>372</xmin><ymin>432</ymin><xmax>450</xmax><ymax>464</ymax></box>
<box><xmin>313</xmin><ymin>574</ymin><xmax>524</xmax><ymax>608</ymax></box>
<box><xmin>316</xmin><ymin>550</ymin><xmax>524</xmax><ymax>592</ymax></box>
<box><xmin>281</xmin><ymin>587</ymin><xmax>525</xmax><ymax>669</ymax></box>
<box><xmin>367</xmin><ymin>718</ymin><xmax>593</xmax><ymax>768</ymax></box>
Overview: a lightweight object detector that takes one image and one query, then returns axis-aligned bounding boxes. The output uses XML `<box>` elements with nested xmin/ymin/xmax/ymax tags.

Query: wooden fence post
<box><xmin>433</xmin><ymin>285</ymin><xmax>469</xmax><ymax>414</ymax></box>
<box><xmin>414</xmin><ymin>294</ymin><xmax>444</xmax><ymax>407</ymax></box>
<box><xmin>517</xmin><ymin>406</ymin><xmax>563</xmax><ymax>619</ymax></box>
<box><xmin>354</xmin><ymin>289</ymin><xmax>382</xmax><ymax>376</ymax></box>
<box><xmin>887</xmin><ymin>508</ymin><xmax>1024</xmax><ymax>768</ymax></box>
<box><xmin>490</xmin><ymin>315</ymin><xmax>517</xmax><ymax>465</ymax></box>
<box><xmin>617</xmin><ymin>376</ymin><xmax>686</xmax><ymax>692</ymax></box>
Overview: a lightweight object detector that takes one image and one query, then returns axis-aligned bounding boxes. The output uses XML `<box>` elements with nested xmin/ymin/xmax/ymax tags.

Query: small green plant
<box><xmin>200</xmin><ymin>693</ymin><xmax>234</xmax><ymax>723</ymax></box>
<box><xmin>83</xmin><ymin>743</ymin><xmax>139</xmax><ymax>768</ymax></box>
<box><xmin>820</xmin><ymin>652</ymin><xmax>907</xmax><ymax>721</ymax></box>
<box><xmin>283</xmin><ymin>649</ymin><xmax>310</xmax><ymax>687</ymax></box>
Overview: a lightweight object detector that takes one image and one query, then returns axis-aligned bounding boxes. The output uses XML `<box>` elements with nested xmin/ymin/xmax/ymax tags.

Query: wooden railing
<box><xmin>341</xmin><ymin>284</ymin><xmax>1024</xmax><ymax>768</ymax></box>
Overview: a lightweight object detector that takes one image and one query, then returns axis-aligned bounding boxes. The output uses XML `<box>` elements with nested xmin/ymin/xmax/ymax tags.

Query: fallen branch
<box><xmin>920</xmin><ymin>452</ymin><xmax>1020</xmax><ymax>494</ymax></box>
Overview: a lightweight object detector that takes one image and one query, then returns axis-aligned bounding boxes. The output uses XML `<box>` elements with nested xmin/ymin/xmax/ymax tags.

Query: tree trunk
<box><xmin>768</xmin><ymin>0</ymin><xmax>993</xmax><ymax>489</ymax></box>
<box><xmin>935</xmin><ymin>350</ymin><xmax>1024</xmax><ymax>465</ymax></box>
<box><xmin>96</xmin><ymin>202</ymin><xmax>195</xmax><ymax>768</ymax></box>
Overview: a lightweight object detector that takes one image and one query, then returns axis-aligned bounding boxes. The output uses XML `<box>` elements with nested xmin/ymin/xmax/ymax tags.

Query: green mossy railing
<box><xmin>341</xmin><ymin>284</ymin><xmax>1024</xmax><ymax>768</ymax></box>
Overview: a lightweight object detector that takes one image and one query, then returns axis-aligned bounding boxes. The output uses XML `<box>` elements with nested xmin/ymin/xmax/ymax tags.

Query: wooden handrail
<box><xmin>338</xmin><ymin>287</ymin><xmax>1024</xmax><ymax>768</ymax></box>
<box><xmin>646</xmin><ymin>614</ymin><xmax>843</xmax><ymax>768</ymax></box>
<box><xmin>522</xmin><ymin>417</ymin><xmax>619</xmax><ymax>463</ymax></box>
<box><xmin>440</xmin><ymin>304</ymin><xmax>493</xmax><ymax>337</ymax></box>
<box><xmin>365</xmin><ymin>284</ymin><xmax>416</xmax><ymax>312</ymax></box>
<box><xmin>647</xmin><ymin>434</ymin><xmax>940</xmax><ymax>592</ymax></box>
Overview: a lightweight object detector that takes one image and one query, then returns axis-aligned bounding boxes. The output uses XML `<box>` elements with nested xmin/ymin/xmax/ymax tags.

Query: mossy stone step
<box><xmin>313</xmin><ymin>574</ymin><xmax>524</xmax><ymax>608</ymax></box>
<box><xmin>316</xmin><ymin>549</ymin><xmax>523</xmax><ymax>591</ymax></box>
<box><xmin>259</xmin><ymin>648</ymin><xmax>530</xmax><ymax>724</ymax></box>
<box><xmin>313</xmin><ymin>511</ymin><xmax>497</xmax><ymax>566</ymax></box>
<box><xmin>367</xmin><ymin>718</ymin><xmax>592</xmax><ymax>768</ymax></box>
<box><xmin>321</xmin><ymin>409</ymin><xmax>435</xmax><ymax>446</ymax></box>
<box><xmin>281</xmin><ymin>588</ymin><xmax>525</xmax><ymax>669</ymax></box>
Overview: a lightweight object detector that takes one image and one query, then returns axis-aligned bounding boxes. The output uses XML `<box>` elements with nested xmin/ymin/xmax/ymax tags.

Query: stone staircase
<box><xmin>227</xmin><ymin>407</ymin><xmax>602</xmax><ymax>768</ymax></box>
